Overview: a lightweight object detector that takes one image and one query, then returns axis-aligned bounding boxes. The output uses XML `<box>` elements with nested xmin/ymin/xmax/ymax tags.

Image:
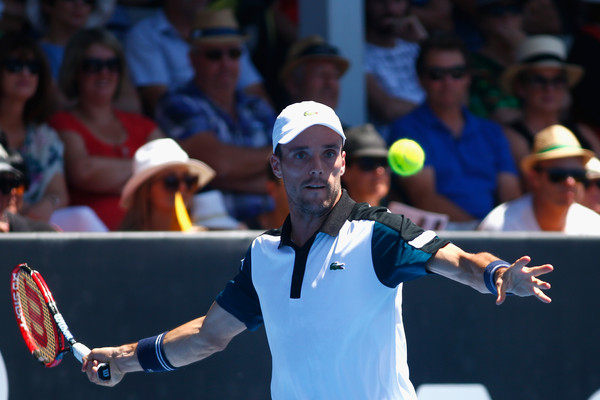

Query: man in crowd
<box><xmin>479</xmin><ymin>125</ymin><xmax>600</xmax><ymax>232</ymax></box>
<box><xmin>390</xmin><ymin>33</ymin><xmax>521</xmax><ymax>228</ymax></box>
<box><xmin>155</xmin><ymin>9</ymin><xmax>275</xmax><ymax>223</ymax></box>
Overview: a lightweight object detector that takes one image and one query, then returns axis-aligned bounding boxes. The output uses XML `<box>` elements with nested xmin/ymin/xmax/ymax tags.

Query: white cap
<box><xmin>272</xmin><ymin>101</ymin><xmax>345</xmax><ymax>152</ymax></box>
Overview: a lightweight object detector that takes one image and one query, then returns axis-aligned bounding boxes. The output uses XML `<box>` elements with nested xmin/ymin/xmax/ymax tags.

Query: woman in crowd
<box><xmin>119</xmin><ymin>138</ymin><xmax>215</xmax><ymax>232</ymax></box>
<box><xmin>49</xmin><ymin>28</ymin><xmax>162</xmax><ymax>230</ymax></box>
<box><xmin>501</xmin><ymin>35</ymin><xmax>600</xmax><ymax>172</ymax></box>
<box><xmin>0</xmin><ymin>33</ymin><xmax>69</xmax><ymax>222</ymax></box>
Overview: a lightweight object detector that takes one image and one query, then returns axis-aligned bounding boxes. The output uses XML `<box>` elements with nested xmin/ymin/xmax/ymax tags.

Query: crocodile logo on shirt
<box><xmin>329</xmin><ymin>262</ymin><xmax>345</xmax><ymax>270</ymax></box>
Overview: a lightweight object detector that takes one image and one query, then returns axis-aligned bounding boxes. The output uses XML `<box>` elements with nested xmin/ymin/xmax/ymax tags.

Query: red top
<box><xmin>49</xmin><ymin>109</ymin><xmax>157</xmax><ymax>230</ymax></box>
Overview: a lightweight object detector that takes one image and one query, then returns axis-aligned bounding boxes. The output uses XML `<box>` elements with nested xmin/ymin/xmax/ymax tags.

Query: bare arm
<box><xmin>365</xmin><ymin>74</ymin><xmax>418</xmax><ymax>123</ymax></box>
<box><xmin>428</xmin><ymin>243</ymin><xmax>553</xmax><ymax>305</ymax></box>
<box><xmin>496</xmin><ymin>171</ymin><xmax>521</xmax><ymax>203</ymax></box>
<box><xmin>138</xmin><ymin>85</ymin><xmax>168</xmax><ymax>118</ymax></box>
<box><xmin>179</xmin><ymin>132</ymin><xmax>271</xmax><ymax>194</ymax></box>
<box><xmin>59</xmin><ymin>130</ymin><xmax>132</xmax><ymax>194</ymax></box>
<box><xmin>83</xmin><ymin>302</ymin><xmax>247</xmax><ymax>387</ymax></box>
<box><xmin>400</xmin><ymin>166</ymin><xmax>476</xmax><ymax>221</ymax></box>
<box><xmin>22</xmin><ymin>173</ymin><xmax>69</xmax><ymax>221</ymax></box>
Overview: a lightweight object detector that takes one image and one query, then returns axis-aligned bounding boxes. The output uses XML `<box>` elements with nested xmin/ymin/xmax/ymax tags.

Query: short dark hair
<box><xmin>0</xmin><ymin>33</ymin><xmax>51</xmax><ymax>124</ymax></box>
<box><xmin>415</xmin><ymin>32</ymin><xmax>470</xmax><ymax>75</ymax></box>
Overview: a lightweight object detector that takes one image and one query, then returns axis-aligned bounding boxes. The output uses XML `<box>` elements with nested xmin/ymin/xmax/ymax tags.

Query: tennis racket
<box><xmin>10</xmin><ymin>262</ymin><xmax>110</xmax><ymax>380</ymax></box>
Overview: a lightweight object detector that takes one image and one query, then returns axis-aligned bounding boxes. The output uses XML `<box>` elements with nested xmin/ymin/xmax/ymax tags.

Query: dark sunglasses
<box><xmin>81</xmin><ymin>57</ymin><xmax>120</xmax><ymax>74</ymax></box>
<box><xmin>352</xmin><ymin>157</ymin><xmax>389</xmax><ymax>172</ymax></box>
<box><xmin>423</xmin><ymin>65</ymin><xmax>468</xmax><ymax>81</ymax></box>
<box><xmin>0</xmin><ymin>177</ymin><xmax>19</xmax><ymax>195</ymax></box>
<box><xmin>60</xmin><ymin>0</ymin><xmax>95</xmax><ymax>5</ymax></box>
<box><xmin>536</xmin><ymin>167</ymin><xmax>587</xmax><ymax>184</ymax></box>
<box><xmin>523</xmin><ymin>74</ymin><xmax>567</xmax><ymax>89</ymax></box>
<box><xmin>161</xmin><ymin>174</ymin><xmax>199</xmax><ymax>192</ymax></box>
<box><xmin>584</xmin><ymin>179</ymin><xmax>600</xmax><ymax>190</ymax></box>
<box><xmin>482</xmin><ymin>4</ymin><xmax>522</xmax><ymax>17</ymax></box>
<box><xmin>203</xmin><ymin>48</ymin><xmax>242</xmax><ymax>62</ymax></box>
<box><xmin>4</xmin><ymin>59</ymin><xmax>41</xmax><ymax>75</ymax></box>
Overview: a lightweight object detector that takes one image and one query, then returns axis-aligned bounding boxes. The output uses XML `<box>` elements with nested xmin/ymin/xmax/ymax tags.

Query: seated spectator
<box><xmin>125</xmin><ymin>1</ymin><xmax>269</xmax><ymax>116</ymax></box>
<box><xmin>364</xmin><ymin>0</ymin><xmax>427</xmax><ymax>140</ymax></box>
<box><xmin>0</xmin><ymin>33</ymin><xmax>69</xmax><ymax>221</ymax></box>
<box><xmin>279</xmin><ymin>35</ymin><xmax>349</xmax><ymax>113</ymax></box>
<box><xmin>49</xmin><ymin>28</ymin><xmax>163</xmax><ymax>230</ymax></box>
<box><xmin>341</xmin><ymin>123</ymin><xmax>391</xmax><ymax>207</ymax></box>
<box><xmin>389</xmin><ymin>33</ymin><xmax>521</xmax><ymax>227</ymax></box>
<box><xmin>25</xmin><ymin>0</ymin><xmax>140</xmax><ymax>113</ymax></box>
<box><xmin>582</xmin><ymin>156</ymin><xmax>600</xmax><ymax>214</ymax></box>
<box><xmin>242</xmin><ymin>164</ymin><xmax>288</xmax><ymax>230</ymax></box>
<box><xmin>0</xmin><ymin>143</ymin><xmax>56</xmax><ymax>232</ymax></box>
<box><xmin>501</xmin><ymin>35</ymin><xmax>600</xmax><ymax>175</ymax></box>
<box><xmin>478</xmin><ymin>125</ymin><xmax>600</xmax><ymax>233</ymax></box>
<box><xmin>155</xmin><ymin>8</ymin><xmax>275</xmax><ymax>223</ymax></box>
<box><xmin>468</xmin><ymin>0</ymin><xmax>525</xmax><ymax>123</ymax></box>
<box><xmin>119</xmin><ymin>138</ymin><xmax>215</xmax><ymax>231</ymax></box>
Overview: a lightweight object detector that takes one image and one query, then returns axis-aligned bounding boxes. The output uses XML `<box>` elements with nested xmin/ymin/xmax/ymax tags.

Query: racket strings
<box><xmin>17</xmin><ymin>272</ymin><xmax>59</xmax><ymax>364</ymax></box>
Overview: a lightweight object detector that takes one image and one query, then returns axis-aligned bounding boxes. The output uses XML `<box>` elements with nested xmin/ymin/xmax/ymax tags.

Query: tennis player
<box><xmin>83</xmin><ymin>101</ymin><xmax>553</xmax><ymax>399</ymax></box>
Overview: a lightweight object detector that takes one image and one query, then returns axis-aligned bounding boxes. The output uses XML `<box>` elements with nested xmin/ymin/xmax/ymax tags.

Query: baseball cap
<box><xmin>272</xmin><ymin>101</ymin><xmax>345</xmax><ymax>153</ymax></box>
<box><xmin>344</xmin><ymin>124</ymin><xmax>388</xmax><ymax>159</ymax></box>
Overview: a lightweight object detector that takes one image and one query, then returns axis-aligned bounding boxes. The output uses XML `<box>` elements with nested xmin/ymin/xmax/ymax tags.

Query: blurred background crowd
<box><xmin>0</xmin><ymin>0</ymin><xmax>599</xmax><ymax>234</ymax></box>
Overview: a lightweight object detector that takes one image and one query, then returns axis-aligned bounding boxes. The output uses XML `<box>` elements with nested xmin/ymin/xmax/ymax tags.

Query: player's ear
<box><xmin>271</xmin><ymin>155</ymin><xmax>283</xmax><ymax>179</ymax></box>
<box><xmin>340</xmin><ymin>150</ymin><xmax>346</xmax><ymax>176</ymax></box>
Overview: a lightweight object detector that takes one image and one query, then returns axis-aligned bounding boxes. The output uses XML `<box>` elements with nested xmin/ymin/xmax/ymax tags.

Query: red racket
<box><xmin>10</xmin><ymin>262</ymin><xmax>110</xmax><ymax>380</ymax></box>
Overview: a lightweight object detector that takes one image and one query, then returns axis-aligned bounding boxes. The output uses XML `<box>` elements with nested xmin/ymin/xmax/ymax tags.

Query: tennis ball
<box><xmin>388</xmin><ymin>139</ymin><xmax>425</xmax><ymax>176</ymax></box>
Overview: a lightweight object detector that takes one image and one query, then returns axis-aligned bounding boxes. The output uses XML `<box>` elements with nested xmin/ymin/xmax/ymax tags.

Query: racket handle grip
<box><xmin>72</xmin><ymin>342</ymin><xmax>112</xmax><ymax>381</ymax></box>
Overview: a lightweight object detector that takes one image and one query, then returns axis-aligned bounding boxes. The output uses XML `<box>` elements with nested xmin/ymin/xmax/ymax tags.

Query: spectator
<box><xmin>0</xmin><ymin>143</ymin><xmax>56</xmax><ymax>232</ymax></box>
<box><xmin>341</xmin><ymin>123</ymin><xmax>391</xmax><ymax>207</ymax></box>
<box><xmin>49</xmin><ymin>28</ymin><xmax>163</xmax><ymax>230</ymax></box>
<box><xmin>279</xmin><ymin>35</ymin><xmax>349</xmax><ymax>112</ymax></box>
<box><xmin>0</xmin><ymin>33</ymin><xmax>69</xmax><ymax>221</ymax></box>
<box><xmin>155</xmin><ymin>8</ymin><xmax>275</xmax><ymax>223</ymax></box>
<box><xmin>119</xmin><ymin>138</ymin><xmax>215</xmax><ymax>231</ymax></box>
<box><xmin>389</xmin><ymin>33</ymin><xmax>521</xmax><ymax>227</ymax></box>
<box><xmin>244</xmin><ymin>163</ymin><xmax>288</xmax><ymax>230</ymax></box>
<box><xmin>25</xmin><ymin>0</ymin><xmax>140</xmax><ymax>112</ymax></box>
<box><xmin>125</xmin><ymin>0</ymin><xmax>268</xmax><ymax>116</ymax></box>
<box><xmin>582</xmin><ymin>156</ymin><xmax>600</xmax><ymax>214</ymax></box>
<box><xmin>478</xmin><ymin>124</ymin><xmax>600</xmax><ymax>233</ymax></box>
<box><xmin>364</xmin><ymin>0</ymin><xmax>427</xmax><ymax>140</ymax></box>
<box><xmin>501</xmin><ymin>35</ymin><xmax>600</xmax><ymax>173</ymax></box>
<box><xmin>468</xmin><ymin>0</ymin><xmax>525</xmax><ymax>123</ymax></box>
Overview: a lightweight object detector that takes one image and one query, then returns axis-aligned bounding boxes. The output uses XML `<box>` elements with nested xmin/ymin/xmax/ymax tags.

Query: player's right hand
<box><xmin>83</xmin><ymin>347</ymin><xmax>125</xmax><ymax>387</ymax></box>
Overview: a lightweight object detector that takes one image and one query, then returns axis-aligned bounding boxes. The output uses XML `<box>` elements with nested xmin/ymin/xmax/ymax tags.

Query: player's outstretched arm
<box><xmin>82</xmin><ymin>302</ymin><xmax>247</xmax><ymax>387</ymax></box>
<box><xmin>427</xmin><ymin>243</ymin><xmax>553</xmax><ymax>305</ymax></box>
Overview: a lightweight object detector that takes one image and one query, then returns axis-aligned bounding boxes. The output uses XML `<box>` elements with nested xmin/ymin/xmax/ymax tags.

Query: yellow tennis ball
<box><xmin>388</xmin><ymin>139</ymin><xmax>425</xmax><ymax>176</ymax></box>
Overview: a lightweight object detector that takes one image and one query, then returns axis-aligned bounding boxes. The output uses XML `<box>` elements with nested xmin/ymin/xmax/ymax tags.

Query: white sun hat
<box><xmin>120</xmin><ymin>138</ymin><xmax>215</xmax><ymax>209</ymax></box>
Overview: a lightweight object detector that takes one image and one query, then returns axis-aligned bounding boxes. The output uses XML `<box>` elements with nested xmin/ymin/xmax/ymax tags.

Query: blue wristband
<box><xmin>484</xmin><ymin>260</ymin><xmax>510</xmax><ymax>296</ymax></box>
<box><xmin>137</xmin><ymin>332</ymin><xmax>177</xmax><ymax>372</ymax></box>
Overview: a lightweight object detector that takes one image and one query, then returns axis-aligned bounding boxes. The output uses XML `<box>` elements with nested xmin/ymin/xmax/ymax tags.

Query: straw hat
<box><xmin>279</xmin><ymin>35</ymin><xmax>350</xmax><ymax>82</ymax></box>
<box><xmin>586</xmin><ymin>157</ymin><xmax>600</xmax><ymax>180</ymax></box>
<box><xmin>189</xmin><ymin>8</ymin><xmax>248</xmax><ymax>45</ymax></box>
<box><xmin>520</xmin><ymin>125</ymin><xmax>594</xmax><ymax>172</ymax></box>
<box><xmin>26</xmin><ymin>0</ymin><xmax>116</xmax><ymax>33</ymax></box>
<box><xmin>344</xmin><ymin>124</ymin><xmax>388</xmax><ymax>159</ymax></box>
<box><xmin>120</xmin><ymin>139</ymin><xmax>215</xmax><ymax>209</ymax></box>
<box><xmin>501</xmin><ymin>35</ymin><xmax>584</xmax><ymax>95</ymax></box>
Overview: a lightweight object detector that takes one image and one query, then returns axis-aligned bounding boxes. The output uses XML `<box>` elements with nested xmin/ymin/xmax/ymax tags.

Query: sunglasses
<box><xmin>584</xmin><ymin>179</ymin><xmax>600</xmax><ymax>190</ymax></box>
<box><xmin>352</xmin><ymin>157</ymin><xmax>389</xmax><ymax>172</ymax></box>
<box><xmin>4</xmin><ymin>59</ymin><xmax>40</xmax><ymax>75</ymax></box>
<box><xmin>161</xmin><ymin>174</ymin><xmax>199</xmax><ymax>192</ymax></box>
<box><xmin>423</xmin><ymin>65</ymin><xmax>468</xmax><ymax>81</ymax></box>
<box><xmin>60</xmin><ymin>0</ymin><xmax>95</xmax><ymax>5</ymax></box>
<box><xmin>523</xmin><ymin>74</ymin><xmax>567</xmax><ymax>89</ymax></box>
<box><xmin>81</xmin><ymin>57</ymin><xmax>120</xmax><ymax>74</ymax></box>
<box><xmin>203</xmin><ymin>48</ymin><xmax>242</xmax><ymax>62</ymax></box>
<box><xmin>536</xmin><ymin>167</ymin><xmax>587</xmax><ymax>184</ymax></box>
<box><xmin>0</xmin><ymin>177</ymin><xmax>19</xmax><ymax>195</ymax></box>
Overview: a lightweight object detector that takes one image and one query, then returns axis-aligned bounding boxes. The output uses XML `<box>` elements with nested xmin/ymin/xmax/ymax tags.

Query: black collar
<box><xmin>279</xmin><ymin>190</ymin><xmax>356</xmax><ymax>249</ymax></box>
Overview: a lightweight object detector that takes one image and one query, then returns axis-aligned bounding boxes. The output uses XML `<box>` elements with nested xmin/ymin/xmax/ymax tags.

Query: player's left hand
<box><xmin>495</xmin><ymin>256</ymin><xmax>553</xmax><ymax>305</ymax></box>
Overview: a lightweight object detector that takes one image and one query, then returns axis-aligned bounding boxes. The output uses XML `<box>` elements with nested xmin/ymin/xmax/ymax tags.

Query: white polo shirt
<box><xmin>217</xmin><ymin>191</ymin><xmax>449</xmax><ymax>399</ymax></box>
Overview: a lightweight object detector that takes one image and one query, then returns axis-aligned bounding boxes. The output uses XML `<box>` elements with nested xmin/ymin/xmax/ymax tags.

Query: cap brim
<box><xmin>120</xmin><ymin>160</ymin><xmax>215</xmax><ymax>209</ymax></box>
<box><xmin>501</xmin><ymin>63</ymin><xmax>584</xmax><ymax>95</ymax></box>
<box><xmin>280</xmin><ymin>56</ymin><xmax>350</xmax><ymax>82</ymax></box>
<box><xmin>349</xmin><ymin>149</ymin><xmax>389</xmax><ymax>158</ymax></box>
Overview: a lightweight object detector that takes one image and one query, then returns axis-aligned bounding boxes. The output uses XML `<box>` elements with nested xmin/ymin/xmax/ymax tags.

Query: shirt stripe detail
<box><xmin>408</xmin><ymin>230</ymin><xmax>436</xmax><ymax>249</ymax></box>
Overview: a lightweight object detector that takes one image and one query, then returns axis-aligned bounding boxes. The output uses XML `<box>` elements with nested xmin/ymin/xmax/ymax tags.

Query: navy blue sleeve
<box><xmin>215</xmin><ymin>246</ymin><xmax>264</xmax><ymax>331</ymax></box>
<box><xmin>370</xmin><ymin>214</ymin><xmax>450</xmax><ymax>288</ymax></box>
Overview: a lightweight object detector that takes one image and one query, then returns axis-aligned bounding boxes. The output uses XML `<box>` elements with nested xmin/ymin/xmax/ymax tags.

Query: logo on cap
<box><xmin>303</xmin><ymin>111</ymin><xmax>319</xmax><ymax>116</ymax></box>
